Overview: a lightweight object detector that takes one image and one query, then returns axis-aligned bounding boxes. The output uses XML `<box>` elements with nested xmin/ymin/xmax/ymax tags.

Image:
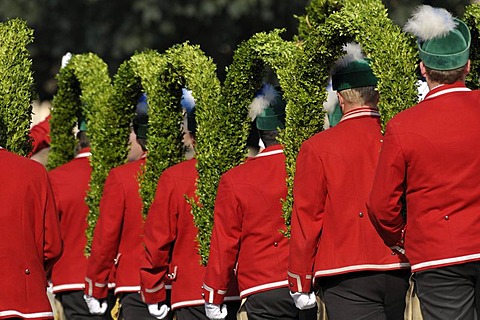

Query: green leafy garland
<box><xmin>0</xmin><ymin>19</ymin><xmax>34</xmax><ymax>155</ymax></box>
<box><xmin>47</xmin><ymin>53</ymin><xmax>119</xmax><ymax>255</ymax></box>
<box><xmin>191</xmin><ymin>29</ymin><xmax>325</xmax><ymax>265</ymax></box>
<box><xmin>115</xmin><ymin>49</ymin><xmax>186</xmax><ymax>218</ymax></box>
<box><xmin>301</xmin><ymin>0</ymin><xmax>419</xmax><ymax>128</ymax></box>
<box><xmin>464</xmin><ymin>3</ymin><xmax>480</xmax><ymax>89</ymax></box>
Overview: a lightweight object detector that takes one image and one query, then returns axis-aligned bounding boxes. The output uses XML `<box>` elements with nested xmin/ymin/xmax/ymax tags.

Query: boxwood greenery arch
<box><xmin>192</xmin><ymin>29</ymin><xmax>325</xmax><ymax>265</ymax></box>
<box><xmin>134</xmin><ymin>42</ymin><xmax>222</xmax><ymax>222</ymax></box>
<box><xmin>0</xmin><ymin>18</ymin><xmax>35</xmax><ymax>156</ymax></box>
<box><xmin>301</xmin><ymin>0</ymin><xmax>419</xmax><ymax>128</ymax></box>
<box><xmin>46</xmin><ymin>53</ymin><xmax>120</xmax><ymax>255</ymax></box>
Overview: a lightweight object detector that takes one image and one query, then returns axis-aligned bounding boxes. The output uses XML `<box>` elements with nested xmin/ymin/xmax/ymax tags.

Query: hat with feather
<box><xmin>331</xmin><ymin>43</ymin><xmax>378</xmax><ymax>92</ymax></box>
<box><xmin>404</xmin><ymin>5</ymin><xmax>471</xmax><ymax>71</ymax></box>
<box><xmin>248</xmin><ymin>84</ymin><xmax>286</xmax><ymax>131</ymax></box>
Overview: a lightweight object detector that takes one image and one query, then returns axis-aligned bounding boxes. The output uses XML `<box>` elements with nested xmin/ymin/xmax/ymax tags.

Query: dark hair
<box><xmin>259</xmin><ymin>129</ymin><xmax>280</xmax><ymax>148</ymax></box>
<box><xmin>425</xmin><ymin>64</ymin><xmax>467</xmax><ymax>84</ymax></box>
<box><xmin>136</xmin><ymin>137</ymin><xmax>147</xmax><ymax>152</ymax></box>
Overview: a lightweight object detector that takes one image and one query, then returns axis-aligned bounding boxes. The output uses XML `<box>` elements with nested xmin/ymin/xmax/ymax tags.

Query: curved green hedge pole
<box><xmin>114</xmin><ymin>49</ymin><xmax>186</xmax><ymax>219</ymax></box>
<box><xmin>464</xmin><ymin>3</ymin><xmax>480</xmax><ymax>89</ymax></box>
<box><xmin>47</xmin><ymin>53</ymin><xmax>118</xmax><ymax>255</ymax></box>
<box><xmin>301</xmin><ymin>0</ymin><xmax>418</xmax><ymax>128</ymax></box>
<box><xmin>191</xmin><ymin>29</ymin><xmax>324</xmax><ymax>265</ymax></box>
<box><xmin>0</xmin><ymin>18</ymin><xmax>35</xmax><ymax>155</ymax></box>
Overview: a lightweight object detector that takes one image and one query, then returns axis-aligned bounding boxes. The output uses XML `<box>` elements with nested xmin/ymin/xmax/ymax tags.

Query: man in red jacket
<box><xmin>368</xmin><ymin>6</ymin><xmax>480</xmax><ymax>319</ymax></box>
<box><xmin>140</xmin><ymin>89</ymin><xmax>240</xmax><ymax>320</ymax></box>
<box><xmin>287</xmin><ymin>43</ymin><xmax>410</xmax><ymax>320</ymax></box>
<box><xmin>83</xmin><ymin>94</ymin><xmax>159</xmax><ymax>319</ymax></box>
<box><xmin>0</xmin><ymin>146</ymin><xmax>63</xmax><ymax>319</ymax></box>
<box><xmin>202</xmin><ymin>84</ymin><xmax>315</xmax><ymax>320</ymax></box>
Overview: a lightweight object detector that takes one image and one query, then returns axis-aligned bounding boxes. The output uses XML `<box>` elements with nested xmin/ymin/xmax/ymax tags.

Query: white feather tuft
<box><xmin>333</xmin><ymin>42</ymin><xmax>366</xmax><ymax>71</ymax></box>
<box><xmin>323</xmin><ymin>85</ymin><xmax>338</xmax><ymax>115</ymax></box>
<box><xmin>248</xmin><ymin>84</ymin><xmax>280</xmax><ymax>121</ymax></box>
<box><xmin>404</xmin><ymin>5</ymin><xmax>457</xmax><ymax>41</ymax></box>
<box><xmin>181</xmin><ymin>88</ymin><xmax>196</xmax><ymax>113</ymax></box>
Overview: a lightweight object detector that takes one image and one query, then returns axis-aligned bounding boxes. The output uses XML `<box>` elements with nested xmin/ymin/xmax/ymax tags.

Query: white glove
<box><xmin>83</xmin><ymin>294</ymin><xmax>107</xmax><ymax>315</ymax></box>
<box><xmin>61</xmin><ymin>52</ymin><xmax>72</xmax><ymax>69</ymax></box>
<box><xmin>205</xmin><ymin>302</ymin><xmax>228</xmax><ymax>320</ymax></box>
<box><xmin>147</xmin><ymin>303</ymin><xmax>170</xmax><ymax>319</ymax></box>
<box><xmin>290</xmin><ymin>291</ymin><xmax>317</xmax><ymax>310</ymax></box>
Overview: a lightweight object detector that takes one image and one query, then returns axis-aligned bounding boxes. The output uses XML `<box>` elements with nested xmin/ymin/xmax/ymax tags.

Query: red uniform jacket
<box><xmin>0</xmin><ymin>148</ymin><xmax>62</xmax><ymax>319</ymax></box>
<box><xmin>140</xmin><ymin>159</ymin><xmax>239</xmax><ymax>310</ymax></box>
<box><xmin>203</xmin><ymin>145</ymin><xmax>289</xmax><ymax>304</ymax></box>
<box><xmin>368</xmin><ymin>82</ymin><xmax>480</xmax><ymax>272</ymax></box>
<box><xmin>85</xmin><ymin>156</ymin><xmax>146</xmax><ymax>298</ymax></box>
<box><xmin>48</xmin><ymin>148</ymin><xmax>92</xmax><ymax>293</ymax></box>
<box><xmin>288</xmin><ymin>108</ymin><xmax>410</xmax><ymax>293</ymax></box>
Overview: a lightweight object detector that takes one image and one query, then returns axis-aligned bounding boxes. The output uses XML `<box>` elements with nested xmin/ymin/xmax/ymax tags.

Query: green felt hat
<box><xmin>418</xmin><ymin>18</ymin><xmax>470</xmax><ymax>70</ymax></box>
<box><xmin>249</xmin><ymin>84</ymin><xmax>286</xmax><ymax>131</ymax></box>
<box><xmin>78</xmin><ymin>117</ymin><xmax>87</xmax><ymax>132</ymax></box>
<box><xmin>331</xmin><ymin>58</ymin><xmax>378</xmax><ymax>91</ymax></box>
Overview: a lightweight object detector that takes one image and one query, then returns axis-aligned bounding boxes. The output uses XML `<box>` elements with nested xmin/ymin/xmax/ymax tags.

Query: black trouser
<box><xmin>244</xmin><ymin>287</ymin><xmax>317</xmax><ymax>320</ymax></box>
<box><xmin>319</xmin><ymin>270</ymin><xmax>410</xmax><ymax>320</ymax></box>
<box><xmin>118</xmin><ymin>292</ymin><xmax>169</xmax><ymax>320</ymax></box>
<box><xmin>55</xmin><ymin>290</ymin><xmax>115</xmax><ymax>320</ymax></box>
<box><xmin>416</xmin><ymin>261</ymin><xmax>480</xmax><ymax>320</ymax></box>
<box><xmin>175</xmin><ymin>301</ymin><xmax>240</xmax><ymax>320</ymax></box>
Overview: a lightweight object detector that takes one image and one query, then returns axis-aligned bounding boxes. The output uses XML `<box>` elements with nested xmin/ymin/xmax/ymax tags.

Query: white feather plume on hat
<box><xmin>248</xmin><ymin>84</ymin><xmax>280</xmax><ymax>121</ymax></box>
<box><xmin>404</xmin><ymin>5</ymin><xmax>458</xmax><ymax>41</ymax></box>
<box><xmin>323</xmin><ymin>85</ymin><xmax>338</xmax><ymax>115</ymax></box>
<box><xmin>335</xmin><ymin>43</ymin><xmax>365</xmax><ymax>69</ymax></box>
<box><xmin>181</xmin><ymin>88</ymin><xmax>195</xmax><ymax>113</ymax></box>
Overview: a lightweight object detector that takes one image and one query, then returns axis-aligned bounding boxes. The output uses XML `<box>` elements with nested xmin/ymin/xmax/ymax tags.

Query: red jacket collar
<box><xmin>424</xmin><ymin>82</ymin><xmax>470</xmax><ymax>101</ymax></box>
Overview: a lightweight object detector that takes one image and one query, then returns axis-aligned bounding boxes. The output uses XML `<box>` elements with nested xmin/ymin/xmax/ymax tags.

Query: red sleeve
<box><xmin>43</xmin><ymin>172</ymin><xmax>63</xmax><ymax>274</ymax></box>
<box><xmin>85</xmin><ymin>170</ymin><xmax>125</xmax><ymax>299</ymax></box>
<box><xmin>140</xmin><ymin>171</ymin><xmax>178</xmax><ymax>304</ymax></box>
<box><xmin>367</xmin><ymin>121</ymin><xmax>406</xmax><ymax>248</ymax></box>
<box><xmin>287</xmin><ymin>141</ymin><xmax>325</xmax><ymax>293</ymax></box>
<box><xmin>29</xmin><ymin>115</ymin><xmax>51</xmax><ymax>156</ymax></box>
<box><xmin>203</xmin><ymin>174</ymin><xmax>242</xmax><ymax>304</ymax></box>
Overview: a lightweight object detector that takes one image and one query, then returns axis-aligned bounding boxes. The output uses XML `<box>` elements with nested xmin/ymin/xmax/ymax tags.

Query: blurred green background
<box><xmin>0</xmin><ymin>0</ymin><xmax>473</xmax><ymax>100</ymax></box>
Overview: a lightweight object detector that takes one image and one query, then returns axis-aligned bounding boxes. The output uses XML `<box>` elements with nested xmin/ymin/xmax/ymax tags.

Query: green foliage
<box><xmin>0</xmin><ymin>18</ymin><xmax>34</xmax><ymax>155</ymax></box>
<box><xmin>296</xmin><ymin>0</ymin><xmax>343</xmax><ymax>40</ymax></box>
<box><xmin>47</xmin><ymin>53</ymin><xmax>117</xmax><ymax>255</ymax></box>
<box><xmin>190</xmin><ymin>29</ymin><xmax>320</xmax><ymax>265</ymax></box>
<box><xmin>463</xmin><ymin>3</ymin><xmax>480</xmax><ymax>89</ymax></box>
<box><xmin>302</xmin><ymin>0</ymin><xmax>418</xmax><ymax>128</ymax></box>
<box><xmin>278</xmin><ymin>0</ymin><xmax>418</xmax><ymax>236</ymax></box>
<box><xmin>117</xmin><ymin>49</ymin><xmax>186</xmax><ymax>218</ymax></box>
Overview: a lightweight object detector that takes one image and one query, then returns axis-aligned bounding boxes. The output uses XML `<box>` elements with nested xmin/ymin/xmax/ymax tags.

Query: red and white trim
<box><xmin>84</xmin><ymin>277</ymin><xmax>108</xmax><ymax>296</ymax></box>
<box><xmin>239</xmin><ymin>280</ymin><xmax>288</xmax><ymax>298</ymax></box>
<box><xmin>202</xmin><ymin>283</ymin><xmax>227</xmax><ymax>304</ymax></box>
<box><xmin>314</xmin><ymin>262</ymin><xmax>411</xmax><ymax>277</ymax></box>
<box><xmin>339</xmin><ymin>107</ymin><xmax>380</xmax><ymax>123</ymax></box>
<box><xmin>0</xmin><ymin>310</ymin><xmax>53</xmax><ymax>319</ymax></box>
<box><xmin>412</xmin><ymin>253</ymin><xmax>480</xmax><ymax>272</ymax></box>
<box><xmin>52</xmin><ymin>283</ymin><xmax>84</xmax><ymax>293</ymax></box>
<box><xmin>255</xmin><ymin>149</ymin><xmax>283</xmax><ymax>158</ymax></box>
<box><xmin>425</xmin><ymin>86</ymin><xmax>471</xmax><ymax>100</ymax></box>
<box><xmin>287</xmin><ymin>271</ymin><xmax>312</xmax><ymax>293</ymax></box>
<box><xmin>115</xmin><ymin>286</ymin><xmax>141</xmax><ymax>295</ymax></box>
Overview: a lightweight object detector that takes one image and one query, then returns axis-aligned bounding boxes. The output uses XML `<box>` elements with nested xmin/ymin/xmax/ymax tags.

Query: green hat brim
<box><xmin>332</xmin><ymin>60</ymin><xmax>378</xmax><ymax>91</ymax></box>
<box><xmin>256</xmin><ymin>114</ymin><xmax>285</xmax><ymax>131</ymax></box>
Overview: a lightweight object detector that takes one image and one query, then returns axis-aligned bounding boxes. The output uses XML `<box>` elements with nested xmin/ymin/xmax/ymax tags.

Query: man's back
<box><xmin>0</xmin><ymin>148</ymin><xmax>62</xmax><ymax>318</ymax></box>
<box><xmin>370</xmin><ymin>83</ymin><xmax>480</xmax><ymax>271</ymax></box>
